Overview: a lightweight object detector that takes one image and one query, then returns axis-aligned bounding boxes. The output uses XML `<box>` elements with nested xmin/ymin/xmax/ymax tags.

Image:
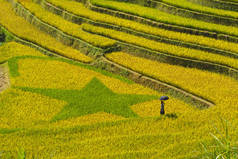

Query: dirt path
<box><xmin>0</xmin><ymin>64</ymin><xmax>10</xmax><ymax>93</ymax></box>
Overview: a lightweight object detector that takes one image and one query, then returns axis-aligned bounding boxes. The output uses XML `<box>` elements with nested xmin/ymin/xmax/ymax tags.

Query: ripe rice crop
<box><xmin>17</xmin><ymin>0</ymin><xmax>116</xmax><ymax>48</ymax></box>
<box><xmin>1</xmin><ymin>55</ymin><xmax>192</xmax><ymax>128</ymax></box>
<box><xmin>83</xmin><ymin>24</ymin><xmax>238</xmax><ymax>69</ymax></box>
<box><xmin>1</xmin><ymin>0</ymin><xmax>238</xmax><ymax>158</ymax></box>
<box><xmin>0</xmin><ymin>0</ymin><xmax>92</xmax><ymax>62</ymax></box>
<box><xmin>106</xmin><ymin>52</ymin><xmax>238</xmax><ymax>110</ymax></box>
<box><xmin>225</xmin><ymin>0</ymin><xmax>238</xmax><ymax>2</ymax></box>
<box><xmin>91</xmin><ymin>0</ymin><xmax>238</xmax><ymax>36</ymax></box>
<box><xmin>0</xmin><ymin>42</ymin><xmax>45</xmax><ymax>62</ymax></box>
<box><xmin>45</xmin><ymin>0</ymin><xmax>238</xmax><ymax>54</ymax></box>
<box><xmin>162</xmin><ymin>0</ymin><xmax>238</xmax><ymax>19</ymax></box>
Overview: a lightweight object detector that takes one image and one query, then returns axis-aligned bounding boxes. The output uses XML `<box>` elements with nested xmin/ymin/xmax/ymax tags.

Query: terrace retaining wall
<box><xmin>7</xmin><ymin>0</ymin><xmax>106</xmax><ymax>58</ymax></box>
<box><xmin>38</xmin><ymin>0</ymin><xmax>238</xmax><ymax>59</ymax></box>
<box><xmin>83</xmin><ymin>27</ymin><xmax>238</xmax><ymax>80</ymax></box>
<box><xmin>88</xmin><ymin>1</ymin><xmax>238</xmax><ymax>43</ymax></box>
<box><xmin>111</xmin><ymin>0</ymin><xmax>238</xmax><ymax>27</ymax></box>
<box><xmin>0</xmin><ymin>26</ymin><xmax>214</xmax><ymax>110</ymax></box>
<box><xmin>188</xmin><ymin>0</ymin><xmax>238</xmax><ymax>12</ymax></box>
<box><xmin>118</xmin><ymin>42</ymin><xmax>238</xmax><ymax>80</ymax></box>
<box><xmin>94</xmin><ymin>56</ymin><xmax>215</xmax><ymax>109</ymax></box>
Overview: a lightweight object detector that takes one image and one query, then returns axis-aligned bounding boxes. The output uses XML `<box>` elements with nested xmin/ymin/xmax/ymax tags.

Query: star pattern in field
<box><xmin>17</xmin><ymin>77</ymin><xmax>158</xmax><ymax>121</ymax></box>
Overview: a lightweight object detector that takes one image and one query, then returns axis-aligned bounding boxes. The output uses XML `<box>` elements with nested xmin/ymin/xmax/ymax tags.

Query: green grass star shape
<box><xmin>17</xmin><ymin>77</ymin><xmax>158</xmax><ymax>121</ymax></box>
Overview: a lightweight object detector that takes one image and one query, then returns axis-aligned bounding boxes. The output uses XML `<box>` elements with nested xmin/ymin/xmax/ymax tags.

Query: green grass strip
<box><xmin>17</xmin><ymin>77</ymin><xmax>157</xmax><ymax>121</ymax></box>
<box><xmin>0</xmin><ymin>128</ymin><xmax>22</xmax><ymax>134</ymax></box>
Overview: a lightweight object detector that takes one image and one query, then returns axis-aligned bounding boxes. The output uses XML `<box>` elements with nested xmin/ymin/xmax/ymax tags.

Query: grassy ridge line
<box><xmin>90</xmin><ymin>0</ymin><xmax>238</xmax><ymax>41</ymax></box>
<box><xmin>42</xmin><ymin>0</ymin><xmax>238</xmax><ymax>56</ymax></box>
<box><xmin>96</xmin><ymin>56</ymin><xmax>214</xmax><ymax>108</ymax></box>
<box><xmin>83</xmin><ymin>24</ymin><xmax>238</xmax><ymax>73</ymax></box>
<box><xmin>0</xmin><ymin>1</ymin><xmax>92</xmax><ymax>62</ymax></box>
<box><xmin>187</xmin><ymin>0</ymin><xmax>238</xmax><ymax>12</ymax></box>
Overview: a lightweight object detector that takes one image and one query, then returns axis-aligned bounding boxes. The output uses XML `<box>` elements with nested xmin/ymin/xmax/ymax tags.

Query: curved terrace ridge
<box><xmin>6</xmin><ymin>0</ymin><xmax>110</xmax><ymax>57</ymax></box>
<box><xmin>144</xmin><ymin>0</ymin><xmax>238</xmax><ymax>27</ymax></box>
<box><xmin>87</xmin><ymin>0</ymin><xmax>238</xmax><ymax>43</ymax></box>
<box><xmin>188</xmin><ymin>0</ymin><xmax>238</xmax><ymax>11</ymax></box>
<box><xmin>0</xmin><ymin>25</ymin><xmax>215</xmax><ymax>109</ymax></box>
<box><xmin>1</xmin><ymin>0</ymin><xmax>217</xmax><ymax>108</ymax></box>
<box><xmin>8</xmin><ymin>0</ymin><xmax>238</xmax><ymax>80</ymax></box>
<box><xmin>100</xmin><ymin>56</ymin><xmax>215</xmax><ymax>108</ymax></box>
<box><xmin>0</xmin><ymin>25</ymin><xmax>91</xmax><ymax>63</ymax></box>
<box><xmin>85</xmin><ymin>29</ymin><xmax>238</xmax><ymax>80</ymax></box>
<box><xmin>38</xmin><ymin>0</ymin><xmax>238</xmax><ymax>59</ymax></box>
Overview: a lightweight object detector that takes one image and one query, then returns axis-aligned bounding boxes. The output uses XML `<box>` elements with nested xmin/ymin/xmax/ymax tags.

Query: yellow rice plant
<box><xmin>0</xmin><ymin>117</ymin><xmax>223</xmax><ymax>159</ymax></box>
<box><xmin>46</xmin><ymin>0</ymin><xmax>238</xmax><ymax>54</ymax></box>
<box><xmin>0</xmin><ymin>63</ymin><xmax>230</xmax><ymax>158</ymax></box>
<box><xmin>0</xmin><ymin>0</ymin><xmax>92</xmax><ymax>62</ymax></box>
<box><xmin>162</xmin><ymin>0</ymin><xmax>238</xmax><ymax>19</ymax></box>
<box><xmin>0</xmin><ymin>1</ymin><xmax>237</xmax><ymax>158</ymax></box>
<box><xmin>0</xmin><ymin>42</ymin><xmax>45</xmax><ymax>62</ymax></box>
<box><xmin>0</xmin><ymin>88</ymin><xmax>66</xmax><ymax>128</ymax></box>
<box><xmin>1</xmin><ymin>57</ymin><xmax>192</xmax><ymax>129</ymax></box>
<box><xmin>106</xmin><ymin>52</ymin><xmax>238</xmax><ymax>115</ymax></box>
<box><xmin>83</xmin><ymin>24</ymin><xmax>238</xmax><ymax>69</ymax></box>
<box><xmin>17</xmin><ymin>0</ymin><xmax>116</xmax><ymax>48</ymax></box>
<box><xmin>91</xmin><ymin>0</ymin><xmax>238</xmax><ymax>36</ymax></box>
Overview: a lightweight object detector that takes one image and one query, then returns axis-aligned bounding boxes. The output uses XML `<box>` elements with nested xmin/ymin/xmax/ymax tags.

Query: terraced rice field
<box><xmin>0</xmin><ymin>0</ymin><xmax>238</xmax><ymax>158</ymax></box>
